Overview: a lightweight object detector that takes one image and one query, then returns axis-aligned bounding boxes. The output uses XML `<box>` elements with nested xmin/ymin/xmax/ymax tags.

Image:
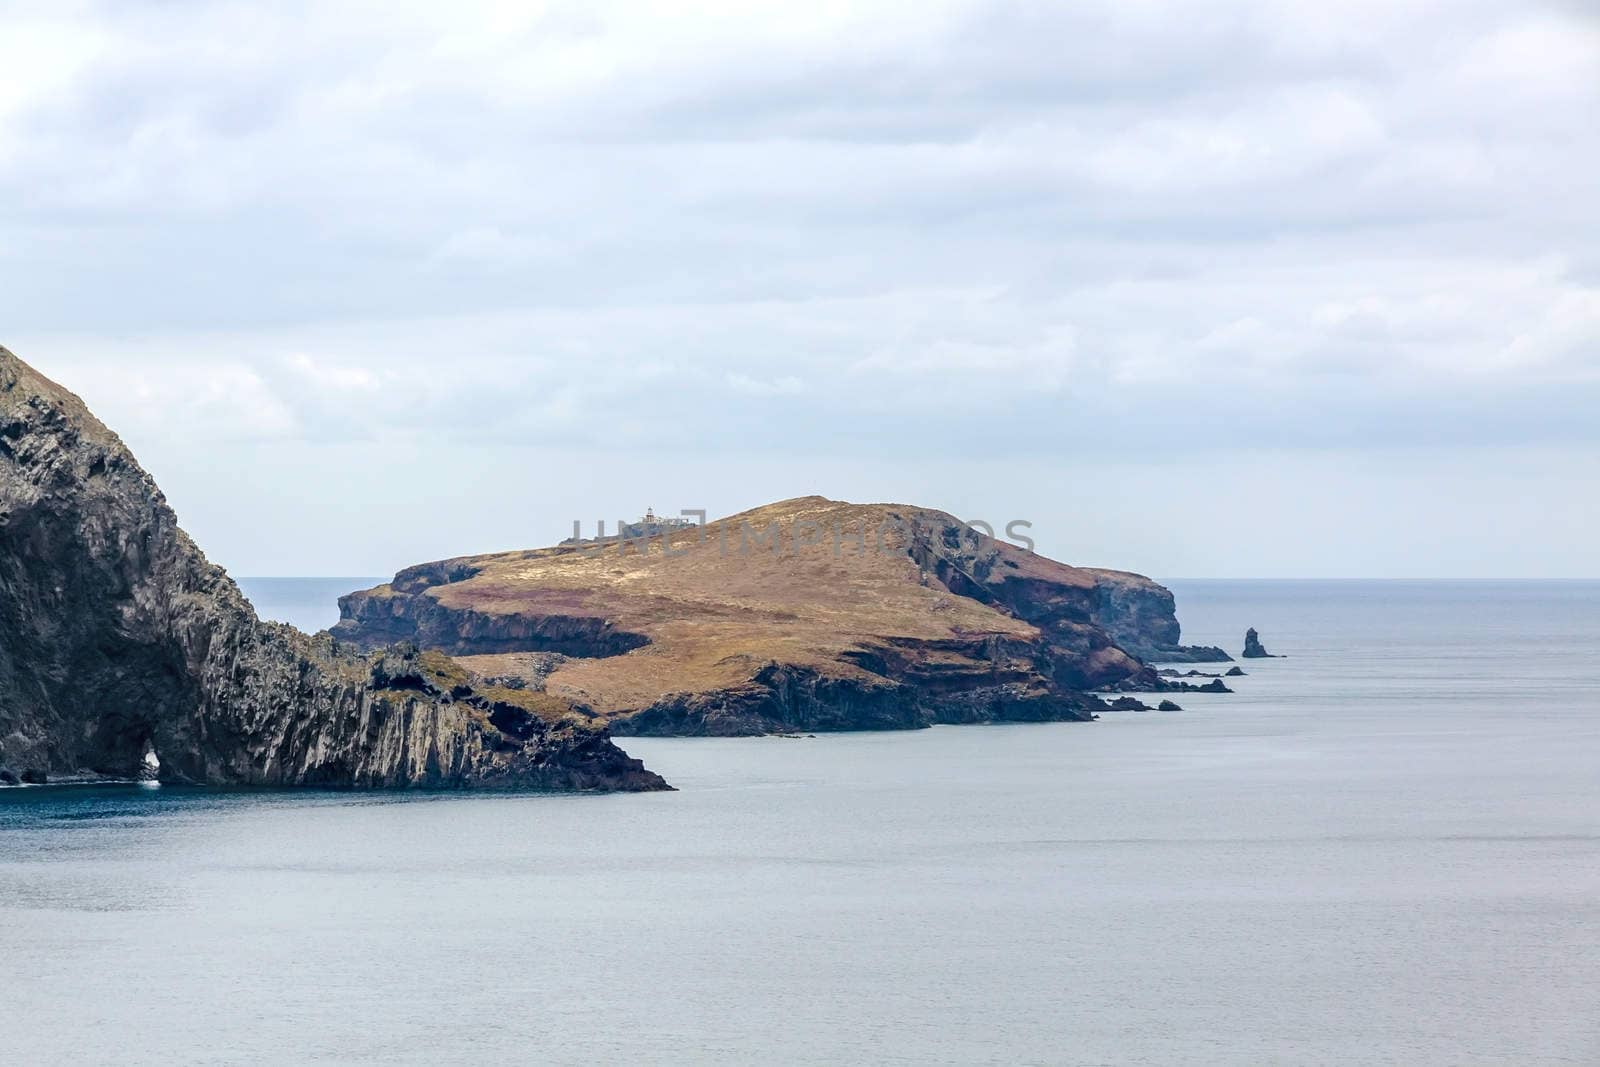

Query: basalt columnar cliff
<box><xmin>0</xmin><ymin>347</ymin><xmax>667</xmax><ymax>790</ymax></box>
<box><xmin>334</xmin><ymin>499</ymin><xmax>1229</xmax><ymax>736</ymax></box>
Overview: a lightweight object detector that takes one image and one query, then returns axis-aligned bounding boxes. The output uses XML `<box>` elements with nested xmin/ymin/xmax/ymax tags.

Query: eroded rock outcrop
<box><xmin>1081</xmin><ymin>570</ymin><xmax>1233</xmax><ymax>663</ymax></box>
<box><xmin>1243</xmin><ymin>627</ymin><xmax>1278</xmax><ymax>659</ymax></box>
<box><xmin>0</xmin><ymin>347</ymin><xmax>667</xmax><ymax>791</ymax></box>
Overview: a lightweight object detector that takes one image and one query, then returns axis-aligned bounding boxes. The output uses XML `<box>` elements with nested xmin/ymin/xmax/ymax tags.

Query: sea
<box><xmin>2</xmin><ymin>579</ymin><xmax>1597</xmax><ymax>1066</ymax></box>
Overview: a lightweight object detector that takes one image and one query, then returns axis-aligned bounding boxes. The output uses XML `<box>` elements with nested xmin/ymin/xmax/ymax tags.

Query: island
<box><xmin>333</xmin><ymin>498</ymin><xmax>1232</xmax><ymax>736</ymax></box>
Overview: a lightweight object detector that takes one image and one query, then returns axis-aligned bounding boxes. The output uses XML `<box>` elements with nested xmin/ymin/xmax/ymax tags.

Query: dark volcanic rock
<box><xmin>1225</xmin><ymin>666</ymin><xmax>1247</xmax><ymax>677</ymax></box>
<box><xmin>336</xmin><ymin>584</ymin><xmax>650</xmax><ymax>658</ymax></box>
<box><xmin>1108</xmin><ymin>667</ymin><xmax>1233</xmax><ymax>695</ymax></box>
<box><xmin>0</xmin><ymin>346</ymin><xmax>668</xmax><ymax>791</ymax></box>
<box><xmin>1242</xmin><ymin>628</ymin><xmax>1278</xmax><ymax>659</ymax></box>
<box><xmin>1157</xmin><ymin>700</ymin><xmax>1183</xmax><ymax>711</ymax></box>
<box><xmin>610</xmin><ymin>666</ymin><xmax>1103</xmax><ymax>736</ymax></box>
<box><xmin>1080</xmin><ymin>570</ymin><xmax>1234</xmax><ymax>663</ymax></box>
<box><xmin>613</xmin><ymin>665</ymin><xmax>927</xmax><ymax>737</ymax></box>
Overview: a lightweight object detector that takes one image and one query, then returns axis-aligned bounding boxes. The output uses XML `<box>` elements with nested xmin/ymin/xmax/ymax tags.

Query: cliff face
<box><xmin>0</xmin><ymin>347</ymin><xmax>667</xmax><ymax>790</ymax></box>
<box><xmin>334</xmin><ymin>498</ymin><xmax>1216</xmax><ymax>736</ymax></box>
<box><xmin>1080</xmin><ymin>569</ymin><xmax>1232</xmax><ymax>664</ymax></box>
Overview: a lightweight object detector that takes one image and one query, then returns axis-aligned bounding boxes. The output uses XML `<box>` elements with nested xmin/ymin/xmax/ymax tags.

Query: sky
<box><xmin>2</xmin><ymin>0</ymin><xmax>1597</xmax><ymax>578</ymax></box>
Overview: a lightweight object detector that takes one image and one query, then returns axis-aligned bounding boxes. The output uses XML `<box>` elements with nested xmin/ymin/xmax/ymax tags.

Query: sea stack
<box><xmin>1242</xmin><ymin>627</ymin><xmax>1277</xmax><ymax>658</ymax></box>
<box><xmin>0</xmin><ymin>346</ymin><xmax>668</xmax><ymax>791</ymax></box>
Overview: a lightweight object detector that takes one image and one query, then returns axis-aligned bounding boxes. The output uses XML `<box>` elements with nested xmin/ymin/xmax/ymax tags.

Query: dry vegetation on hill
<box><xmin>336</xmin><ymin>497</ymin><xmax>1222</xmax><ymax>734</ymax></box>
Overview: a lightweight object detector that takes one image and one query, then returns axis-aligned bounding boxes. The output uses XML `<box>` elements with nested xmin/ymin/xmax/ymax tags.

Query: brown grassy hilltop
<box><xmin>332</xmin><ymin>497</ymin><xmax>1226</xmax><ymax>735</ymax></box>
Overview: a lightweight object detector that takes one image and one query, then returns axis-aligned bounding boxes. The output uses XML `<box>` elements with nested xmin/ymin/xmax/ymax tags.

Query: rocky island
<box><xmin>0</xmin><ymin>346</ymin><xmax>668</xmax><ymax>791</ymax></box>
<box><xmin>334</xmin><ymin>498</ymin><xmax>1231</xmax><ymax>736</ymax></box>
<box><xmin>1243</xmin><ymin>627</ymin><xmax>1279</xmax><ymax>658</ymax></box>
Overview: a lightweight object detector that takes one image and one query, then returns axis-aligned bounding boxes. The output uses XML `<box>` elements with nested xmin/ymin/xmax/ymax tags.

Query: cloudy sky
<box><xmin>3</xmin><ymin>0</ymin><xmax>1597</xmax><ymax>577</ymax></box>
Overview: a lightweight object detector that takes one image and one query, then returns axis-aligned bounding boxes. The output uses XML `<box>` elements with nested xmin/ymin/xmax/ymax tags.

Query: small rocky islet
<box><xmin>2</xmin><ymin>344</ymin><xmax>1274</xmax><ymax>787</ymax></box>
<box><xmin>1243</xmin><ymin>627</ymin><xmax>1279</xmax><ymax>658</ymax></box>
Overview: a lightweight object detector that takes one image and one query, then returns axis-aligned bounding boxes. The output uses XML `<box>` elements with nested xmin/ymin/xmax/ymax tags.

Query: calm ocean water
<box><xmin>3</xmin><ymin>580</ymin><xmax>1598</xmax><ymax>1065</ymax></box>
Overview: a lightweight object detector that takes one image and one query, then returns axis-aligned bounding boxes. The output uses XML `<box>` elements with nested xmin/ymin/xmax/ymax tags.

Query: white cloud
<box><xmin>727</xmin><ymin>373</ymin><xmax>806</xmax><ymax>396</ymax></box>
<box><xmin>58</xmin><ymin>358</ymin><xmax>300</xmax><ymax>444</ymax></box>
<box><xmin>1</xmin><ymin>0</ymin><xmax>1597</xmax><ymax>573</ymax></box>
<box><xmin>429</xmin><ymin>226</ymin><xmax>556</xmax><ymax>267</ymax></box>
<box><xmin>0</xmin><ymin>14</ymin><xmax>107</xmax><ymax>123</ymax></box>
<box><xmin>284</xmin><ymin>353</ymin><xmax>378</xmax><ymax>391</ymax></box>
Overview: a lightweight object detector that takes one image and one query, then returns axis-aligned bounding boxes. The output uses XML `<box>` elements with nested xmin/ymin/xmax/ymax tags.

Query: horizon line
<box><xmin>232</xmin><ymin>574</ymin><xmax>1600</xmax><ymax>583</ymax></box>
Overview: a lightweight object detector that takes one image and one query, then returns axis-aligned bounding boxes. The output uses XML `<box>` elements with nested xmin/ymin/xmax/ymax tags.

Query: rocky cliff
<box><xmin>334</xmin><ymin>497</ymin><xmax>1223</xmax><ymax>736</ymax></box>
<box><xmin>0</xmin><ymin>346</ymin><xmax>667</xmax><ymax>791</ymax></box>
<box><xmin>1081</xmin><ymin>569</ymin><xmax>1231</xmax><ymax>664</ymax></box>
